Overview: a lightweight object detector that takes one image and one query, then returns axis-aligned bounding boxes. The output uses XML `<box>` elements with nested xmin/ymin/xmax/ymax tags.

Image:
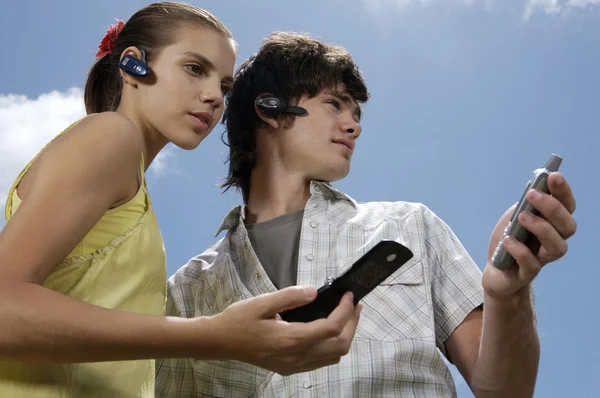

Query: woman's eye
<box><xmin>185</xmin><ymin>64</ymin><xmax>205</xmax><ymax>75</ymax></box>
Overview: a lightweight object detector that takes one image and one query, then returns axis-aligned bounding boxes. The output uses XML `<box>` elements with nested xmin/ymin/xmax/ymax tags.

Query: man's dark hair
<box><xmin>220</xmin><ymin>32</ymin><xmax>370</xmax><ymax>202</ymax></box>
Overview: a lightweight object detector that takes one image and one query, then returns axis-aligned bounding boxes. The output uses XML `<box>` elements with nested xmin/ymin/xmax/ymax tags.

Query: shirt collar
<box><xmin>214</xmin><ymin>181</ymin><xmax>357</xmax><ymax>236</ymax></box>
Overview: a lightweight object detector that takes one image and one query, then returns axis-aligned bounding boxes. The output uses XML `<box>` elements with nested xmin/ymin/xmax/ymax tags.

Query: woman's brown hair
<box><xmin>84</xmin><ymin>2</ymin><xmax>233</xmax><ymax>114</ymax></box>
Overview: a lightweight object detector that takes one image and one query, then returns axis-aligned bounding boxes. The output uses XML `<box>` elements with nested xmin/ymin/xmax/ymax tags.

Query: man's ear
<box><xmin>255</xmin><ymin>107</ymin><xmax>279</xmax><ymax>129</ymax></box>
<box><xmin>118</xmin><ymin>46</ymin><xmax>146</xmax><ymax>87</ymax></box>
<box><xmin>254</xmin><ymin>93</ymin><xmax>280</xmax><ymax>129</ymax></box>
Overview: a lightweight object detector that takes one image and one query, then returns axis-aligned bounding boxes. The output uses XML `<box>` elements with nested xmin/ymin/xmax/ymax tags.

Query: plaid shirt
<box><xmin>156</xmin><ymin>182</ymin><xmax>484</xmax><ymax>397</ymax></box>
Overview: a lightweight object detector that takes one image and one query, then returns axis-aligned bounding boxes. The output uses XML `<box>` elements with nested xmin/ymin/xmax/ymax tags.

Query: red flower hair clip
<box><xmin>96</xmin><ymin>19</ymin><xmax>125</xmax><ymax>60</ymax></box>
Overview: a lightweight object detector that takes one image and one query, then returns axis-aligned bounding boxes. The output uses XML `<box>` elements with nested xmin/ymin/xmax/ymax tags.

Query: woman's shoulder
<box><xmin>15</xmin><ymin>112</ymin><xmax>144</xmax><ymax>206</ymax></box>
<box><xmin>70</xmin><ymin>112</ymin><xmax>144</xmax><ymax>151</ymax></box>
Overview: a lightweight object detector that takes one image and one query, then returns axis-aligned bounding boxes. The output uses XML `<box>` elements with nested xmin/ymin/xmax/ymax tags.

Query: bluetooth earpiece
<box><xmin>255</xmin><ymin>94</ymin><xmax>307</xmax><ymax>118</ymax></box>
<box><xmin>118</xmin><ymin>50</ymin><xmax>149</xmax><ymax>78</ymax></box>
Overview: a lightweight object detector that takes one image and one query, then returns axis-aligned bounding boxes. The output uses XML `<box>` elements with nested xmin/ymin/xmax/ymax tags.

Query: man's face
<box><xmin>271</xmin><ymin>86</ymin><xmax>362</xmax><ymax>183</ymax></box>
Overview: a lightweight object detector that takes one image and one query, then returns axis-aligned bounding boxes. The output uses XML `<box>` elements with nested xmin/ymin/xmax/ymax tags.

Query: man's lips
<box><xmin>332</xmin><ymin>138</ymin><xmax>355</xmax><ymax>153</ymax></box>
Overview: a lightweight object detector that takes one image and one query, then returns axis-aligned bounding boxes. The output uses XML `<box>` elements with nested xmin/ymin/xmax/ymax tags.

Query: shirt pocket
<box><xmin>191</xmin><ymin>359</ymin><xmax>273</xmax><ymax>398</ymax></box>
<box><xmin>356</xmin><ymin>255</ymin><xmax>434</xmax><ymax>341</ymax></box>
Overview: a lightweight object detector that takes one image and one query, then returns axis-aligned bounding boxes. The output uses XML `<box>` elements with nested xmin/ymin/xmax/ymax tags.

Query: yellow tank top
<box><xmin>0</xmin><ymin>116</ymin><xmax>167</xmax><ymax>397</ymax></box>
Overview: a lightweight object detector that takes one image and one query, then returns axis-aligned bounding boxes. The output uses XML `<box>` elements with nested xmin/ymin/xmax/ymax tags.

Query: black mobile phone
<box><xmin>279</xmin><ymin>240</ymin><xmax>414</xmax><ymax>323</ymax></box>
<box><xmin>491</xmin><ymin>153</ymin><xmax>562</xmax><ymax>270</ymax></box>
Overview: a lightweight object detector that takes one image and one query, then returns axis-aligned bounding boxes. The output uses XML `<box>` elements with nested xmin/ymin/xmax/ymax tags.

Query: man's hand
<box><xmin>205</xmin><ymin>286</ymin><xmax>362</xmax><ymax>376</ymax></box>
<box><xmin>482</xmin><ymin>172</ymin><xmax>577</xmax><ymax>298</ymax></box>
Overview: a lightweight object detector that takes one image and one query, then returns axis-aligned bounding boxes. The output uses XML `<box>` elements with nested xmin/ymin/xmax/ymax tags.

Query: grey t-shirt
<box><xmin>245</xmin><ymin>210</ymin><xmax>304</xmax><ymax>289</ymax></box>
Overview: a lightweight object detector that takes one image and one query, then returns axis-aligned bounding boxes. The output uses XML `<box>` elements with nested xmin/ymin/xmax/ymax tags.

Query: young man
<box><xmin>156</xmin><ymin>32</ymin><xmax>577</xmax><ymax>397</ymax></box>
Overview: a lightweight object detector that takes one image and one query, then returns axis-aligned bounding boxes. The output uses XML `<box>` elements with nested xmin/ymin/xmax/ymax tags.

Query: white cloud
<box><xmin>523</xmin><ymin>0</ymin><xmax>561</xmax><ymax>20</ymax></box>
<box><xmin>0</xmin><ymin>88</ymin><xmax>86</xmax><ymax>213</ymax></box>
<box><xmin>360</xmin><ymin>0</ymin><xmax>600</xmax><ymax>18</ymax></box>
<box><xmin>150</xmin><ymin>144</ymin><xmax>179</xmax><ymax>178</ymax></box>
<box><xmin>361</xmin><ymin>0</ymin><xmax>436</xmax><ymax>15</ymax></box>
<box><xmin>361</xmin><ymin>0</ymin><xmax>491</xmax><ymax>15</ymax></box>
<box><xmin>566</xmin><ymin>0</ymin><xmax>600</xmax><ymax>7</ymax></box>
<box><xmin>0</xmin><ymin>88</ymin><xmax>176</xmax><ymax>227</ymax></box>
<box><xmin>524</xmin><ymin>0</ymin><xmax>600</xmax><ymax>19</ymax></box>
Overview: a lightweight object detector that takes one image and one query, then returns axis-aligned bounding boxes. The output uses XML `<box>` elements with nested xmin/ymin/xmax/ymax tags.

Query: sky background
<box><xmin>0</xmin><ymin>0</ymin><xmax>598</xmax><ymax>396</ymax></box>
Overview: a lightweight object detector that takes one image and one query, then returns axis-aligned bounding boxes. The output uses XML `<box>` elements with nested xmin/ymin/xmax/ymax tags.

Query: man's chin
<box><xmin>312</xmin><ymin>168</ymin><xmax>351</xmax><ymax>184</ymax></box>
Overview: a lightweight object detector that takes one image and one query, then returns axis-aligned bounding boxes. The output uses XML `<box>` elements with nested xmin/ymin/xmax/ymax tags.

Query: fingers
<box><xmin>271</xmin><ymin>312</ymin><xmax>366</xmax><ymax>376</ymax></box>
<box><xmin>526</xmin><ymin>189</ymin><xmax>577</xmax><ymax>240</ymax></box>
<box><xmin>302</xmin><ymin>301</ymin><xmax>363</xmax><ymax>359</ymax></box>
<box><xmin>502</xmin><ymin>236</ymin><xmax>543</xmax><ymax>283</ymax></box>
<box><xmin>276</xmin><ymin>356</ymin><xmax>343</xmax><ymax>376</ymax></box>
<box><xmin>323</xmin><ymin>300</ymin><xmax>362</xmax><ymax>348</ymax></box>
<box><xmin>285</xmin><ymin>292</ymin><xmax>357</xmax><ymax>345</ymax></box>
<box><xmin>253</xmin><ymin>286</ymin><xmax>318</xmax><ymax>317</ymax></box>
<box><xmin>517</xmin><ymin>211</ymin><xmax>568</xmax><ymax>262</ymax></box>
<box><xmin>493</xmin><ymin>173</ymin><xmax>576</xmax><ymax>272</ymax></box>
<box><xmin>260</xmin><ymin>297</ymin><xmax>363</xmax><ymax>376</ymax></box>
<box><xmin>547</xmin><ymin>172</ymin><xmax>576</xmax><ymax>214</ymax></box>
<box><xmin>325</xmin><ymin>292</ymin><xmax>358</xmax><ymax>334</ymax></box>
<box><xmin>487</xmin><ymin>203</ymin><xmax>518</xmax><ymax>259</ymax></box>
<box><xmin>337</xmin><ymin>302</ymin><xmax>362</xmax><ymax>348</ymax></box>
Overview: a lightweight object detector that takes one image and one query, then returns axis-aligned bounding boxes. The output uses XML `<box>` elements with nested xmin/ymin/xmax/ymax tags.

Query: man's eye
<box><xmin>221</xmin><ymin>84</ymin><xmax>232</xmax><ymax>95</ymax></box>
<box><xmin>327</xmin><ymin>99</ymin><xmax>341</xmax><ymax>109</ymax></box>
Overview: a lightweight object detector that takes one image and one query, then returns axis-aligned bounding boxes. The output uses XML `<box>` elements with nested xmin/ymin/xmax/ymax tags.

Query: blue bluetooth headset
<box><xmin>118</xmin><ymin>49</ymin><xmax>150</xmax><ymax>77</ymax></box>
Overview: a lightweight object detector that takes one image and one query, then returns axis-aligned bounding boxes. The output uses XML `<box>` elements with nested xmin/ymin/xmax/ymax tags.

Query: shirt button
<box><xmin>309</xmin><ymin>220</ymin><xmax>318</xmax><ymax>228</ymax></box>
<box><xmin>303</xmin><ymin>380</ymin><xmax>311</xmax><ymax>389</ymax></box>
<box><xmin>306</xmin><ymin>254</ymin><xmax>314</xmax><ymax>261</ymax></box>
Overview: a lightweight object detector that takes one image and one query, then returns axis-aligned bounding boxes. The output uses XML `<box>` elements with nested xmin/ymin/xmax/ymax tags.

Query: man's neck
<box><xmin>245</xmin><ymin>165</ymin><xmax>311</xmax><ymax>224</ymax></box>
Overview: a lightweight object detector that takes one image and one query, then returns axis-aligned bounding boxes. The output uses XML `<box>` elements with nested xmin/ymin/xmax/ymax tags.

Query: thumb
<box><xmin>253</xmin><ymin>286</ymin><xmax>317</xmax><ymax>317</ymax></box>
<box><xmin>488</xmin><ymin>203</ymin><xmax>518</xmax><ymax>260</ymax></box>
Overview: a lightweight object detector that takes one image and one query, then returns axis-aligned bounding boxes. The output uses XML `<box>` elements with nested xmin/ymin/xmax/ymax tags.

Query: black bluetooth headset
<box><xmin>118</xmin><ymin>50</ymin><xmax>150</xmax><ymax>77</ymax></box>
<box><xmin>255</xmin><ymin>94</ymin><xmax>307</xmax><ymax>118</ymax></box>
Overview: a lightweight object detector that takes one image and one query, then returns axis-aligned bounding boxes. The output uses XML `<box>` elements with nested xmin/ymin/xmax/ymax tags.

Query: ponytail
<box><xmin>84</xmin><ymin>53</ymin><xmax>122</xmax><ymax>114</ymax></box>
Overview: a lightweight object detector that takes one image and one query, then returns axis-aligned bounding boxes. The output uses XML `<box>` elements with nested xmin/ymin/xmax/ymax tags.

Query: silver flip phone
<box><xmin>491</xmin><ymin>154</ymin><xmax>563</xmax><ymax>271</ymax></box>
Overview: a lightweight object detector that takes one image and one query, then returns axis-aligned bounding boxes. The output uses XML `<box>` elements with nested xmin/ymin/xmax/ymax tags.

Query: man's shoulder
<box><xmin>348</xmin><ymin>199</ymin><xmax>453</xmax><ymax>240</ymax></box>
<box><xmin>167</xmin><ymin>237</ymin><xmax>229</xmax><ymax>288</ymax></box>
<box><xmin>352</xmin><ymin>199</ymin><xmax>431</xmax><ymax>224</ymax></box>
<box><xmin>356</xmin><ymin>199</ymin><xmax>426</xmax><ymax>212</ymax></box>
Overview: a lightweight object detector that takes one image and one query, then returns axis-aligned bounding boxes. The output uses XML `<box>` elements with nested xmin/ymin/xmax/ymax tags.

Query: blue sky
<box><xmin>1</xmin><ymin>0</ymin><xmax>598</xmax><ymax>396</ymax></box>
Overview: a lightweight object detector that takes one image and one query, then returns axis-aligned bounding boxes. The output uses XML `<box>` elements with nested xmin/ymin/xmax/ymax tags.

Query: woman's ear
<box><xmin>118</xmin><ymin>46</ymin><xmax>146</xmax><ymax>87</ymax></box>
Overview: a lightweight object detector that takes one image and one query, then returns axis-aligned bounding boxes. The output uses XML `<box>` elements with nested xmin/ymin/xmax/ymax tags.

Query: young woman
<box><xmin>0</xmin><ymin>3</ymin><xmax>361</xmax><ymax>396</ymax></box>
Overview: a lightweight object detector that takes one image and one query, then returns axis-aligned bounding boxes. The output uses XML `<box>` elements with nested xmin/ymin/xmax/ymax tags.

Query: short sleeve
<box><xmin>421</xmin><ymin>206</ymin><xmax>484</xmax><ymax>356</ymax></box>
